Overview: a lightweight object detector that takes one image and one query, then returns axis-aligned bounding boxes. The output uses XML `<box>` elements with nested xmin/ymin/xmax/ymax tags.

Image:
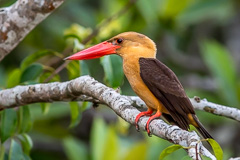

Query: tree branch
<box><xmin>0</xmin><ymin>0</ymin><xmax>64</xmax><ymax>61</ymax></box>
<box><xmin>0</xmin><ymin>76</ymin><xmax>216</xmax><ymax>159</ymax></box>
<box><xmin>190</xmin><ymin>97</ymin><xmax>240</xmax><ymax>121</ymax></box>
<box><xmin>45</xmin><ymin>91</ymin><xmax>240</xmax><ymax>123</ymax></box>
<box><xmin>130</xmin><ymin>96</ymin><xmax>240</xmax><ymax>122</ymax></box>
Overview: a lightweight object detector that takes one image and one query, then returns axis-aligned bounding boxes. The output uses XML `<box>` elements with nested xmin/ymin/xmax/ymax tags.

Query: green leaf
<box><xmin>80</xmin><ymin>61</ymin><xmax>90</xmax><ymax>76</ymax></box>
<box><xmin>64</xmin><ymin>34</ymin><xmax>82</xmax><ymax>43</ymax></box>
<box><xmin>62</xmin><ymin>136</ymin><xmax>87</xmax><ymax>160</ymax></box>
<box><xmin>8</xmin><ymin>139</ymin><xmax>26</xmax><ymax>160</ymax></box>
<box><xmin>20</xmin><ymin>63</ymin><xmax>43</xmax><ymax>83</ymax></box>
<box><xmin>200</xmin><ymin>40</ymin><xmax>239</xmax><ymax>106</ymax></box>
<box><xmin>207</xmin><ymin>139</ymin><xmax>223</xmax><ymax>160</ymax></box>
<box><xmin>69</xmin><ymin>102</ymin><xmax>89</xmax><ymax>128</ymax></box>
<box><xmin>90</xmin><ymin>118</ymin><xmax>107</xmax><ymax>160</ymax></box>
<box><xmin>177</xmin><ymin>0</ymin><xmax>233</xmax><ymax>26</ymax></box>
<box><xmin>18</xmin><ymin>106</ymin><xmax>32</xmax><ymax>133</ymax></box>
<box><xmin>160</xmin><ymin>0</ymin><xmax>192</xmax><ymax>18</ymax></box>
<box><xmin>39</xmin><ymin>72</ymin><xmax>60</xmax><ymax>83</ymax></box>
<box><xmin>159</xmin><ymin>144</ymin><xmax>183</xmax><ymax>160</ymax></box>
<box><xmin>40</xmin><ymin>103</ymin><xmax>51</xmax><ymax>115</ymax></box>
<box><xmin>17</xmin><ymin>134</ymin><xmax>33</xmax><ymax>155</ymax></box>
<box><xmin>181</xmin><ymin>156</ymin><xmax>192</xmax><ymax>160</ymax></box>
<box><xmin>0</xmin><ymin>144</ymin><xmax>5</xmax><ymax>160</ymax></box>
<box><xmin>90</xmin><ymin>117</ymin><xmax>119</xmax><ymax>160</ymax></box>
<box><xmin>100</xmin><ymin>55</ymin><xmax>124</xmax><ymax>88</ymax></box>
<box><xmin>124</xmin><ymin>142</ymin><xmax>147</xmax><ymax>160</ymax></box>
<box><xmin>136</xmin><ymin>0</ymin><xmax>158</xmax><ymax>24</ymax></box>
<box><xmin>101</xmin><ymin>126</ymin><xmax>118</xmax><ymax>160</ymax></box>
<box><xmin>69</xmin><ymin>102</ymin><xmax>81</xmax><ymax>128</ymax></box>
<box><xmin>64</xmin><ymin>24</ymin><xmax>92</xmax><ymax>43</ymax></box>
<box><xmin>20</xmin><ymin>50</ymin><xmax>61</xmax><ymax>70</ymax></box>
<box><xmin>7</xmin><ymin>69</ymin><xmax>21</xmax><ymax>88</ymax></box>
<box><xmin>0</xmin><ymin>109</ymin><xmax>17</xmax><ymax>143</ymax></box>
<box><xmin>0</xmin><ymin>66</ymin><xmax>7</xmax><ymax>87</ymax></box>
<box><xmin>66</xmin><ymin>61</ymin><xmax>80</xmax><ymax>80</ymax></box>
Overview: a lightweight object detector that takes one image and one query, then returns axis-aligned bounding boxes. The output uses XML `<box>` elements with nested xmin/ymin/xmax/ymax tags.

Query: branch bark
<box><xmin>0</xmin><ymin>76</ymin><xmax>217</xmax><ymax>159</ymax></box>
<box><xmin>130</xmin><ymin>96</ymin><xmax>240</xmax><ymax>122</ymax></box>
<box><xmin>0</xmin><ymin>0</ymin><xmax>64</xmax><ymax>61</ymax></box>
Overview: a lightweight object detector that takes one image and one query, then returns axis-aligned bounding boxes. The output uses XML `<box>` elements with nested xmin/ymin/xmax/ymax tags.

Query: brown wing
<box><xmin>139</xmin><ymin>58</ymin><xmax>195</xmax><ymax>130</ymax></box>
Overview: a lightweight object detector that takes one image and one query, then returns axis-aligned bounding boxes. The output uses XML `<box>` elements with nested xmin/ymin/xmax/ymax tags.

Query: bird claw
<box><xmin>136</xmin><ymin>124</ymin><xmax>140</xmax><ymax>132</ymax></box>
<box><xmin>147</xmin><ymin>131</ymin><xmax>152</xmax><ymax>137</ymax></box>
<box><xmin>145</xmin><ymin>125</ymin><xmax>152</xmax><ymax>137</ymax></box>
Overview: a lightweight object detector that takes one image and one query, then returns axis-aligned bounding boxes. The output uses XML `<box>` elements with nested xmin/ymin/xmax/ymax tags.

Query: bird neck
<box><xmin>121</xmin><ymin>49</ymin><xmax>156</xmax><ymax>78</ymax></box>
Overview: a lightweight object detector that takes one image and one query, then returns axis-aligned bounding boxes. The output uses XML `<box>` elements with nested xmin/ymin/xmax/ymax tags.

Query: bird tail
<box><xmin>192</xmin><ymin>114</ymin><xmax>214</xmax><ymax>140</ymax></box>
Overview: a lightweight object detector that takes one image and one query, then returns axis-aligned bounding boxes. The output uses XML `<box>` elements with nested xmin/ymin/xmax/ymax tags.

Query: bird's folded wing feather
<box><xmin>139</xmin><ymin>58</ymin><xmax>195</xmax><ymax>130</ymax></box>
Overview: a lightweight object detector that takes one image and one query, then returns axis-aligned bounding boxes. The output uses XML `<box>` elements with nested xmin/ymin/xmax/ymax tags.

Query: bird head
<box><xmin>64</xmin><ymin>32</ymin><xmax>157</xmax><ymax>60</ymax></box>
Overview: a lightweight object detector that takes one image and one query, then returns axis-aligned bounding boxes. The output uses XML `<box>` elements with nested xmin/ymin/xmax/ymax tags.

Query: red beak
<box><xmin>64</xmin><ymin>41</ymin><xmax>120</xmax><ymax>60</ymax></box>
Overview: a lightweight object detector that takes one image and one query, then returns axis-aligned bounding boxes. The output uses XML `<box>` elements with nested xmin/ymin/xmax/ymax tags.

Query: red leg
<box><xmin>145</xmin><ymin>110</ymin><xmax>162</xmax><ymax>137</ymax></box>
<box><xmin>135</xmin><ymin>109</ymin><xmax>153</xmax><ymax>131</ymax></box>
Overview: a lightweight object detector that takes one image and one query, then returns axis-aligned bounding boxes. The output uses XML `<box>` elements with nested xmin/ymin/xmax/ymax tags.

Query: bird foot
<box><xmin>135</xmin><ymin>109</ymin><xmax>153</xmax><ymax>131</ymax></box>
<box><xmin>144</xmin><ymin>111</ymin><xmax>162</xmax><ymax>137</ymax></box>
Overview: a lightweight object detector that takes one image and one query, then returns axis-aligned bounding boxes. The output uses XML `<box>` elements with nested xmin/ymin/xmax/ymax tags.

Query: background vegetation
<box><xmin>0</xmin><ymin>0</ymin><xmax>240</xmax><ymax>159</ymax></box>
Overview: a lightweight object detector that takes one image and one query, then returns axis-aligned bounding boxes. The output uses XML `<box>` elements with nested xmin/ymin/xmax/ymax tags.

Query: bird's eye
<box><xmin>116</xmin><ymin>38</ymin><xmax>123</xmax><ymax>44</ymax></box>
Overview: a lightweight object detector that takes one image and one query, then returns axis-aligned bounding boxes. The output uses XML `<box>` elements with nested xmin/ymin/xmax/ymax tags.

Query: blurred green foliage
<box><xmin>101</xmin><ymin>55</ymin><xmax>124</xmax><ymax>88</ymax></box>
<box><xmin>1</xmin><ymin>0</ymin><xmax>240</xmax><ymax>159</ymax></box>
<box><xmin>200</xmin><ymin>40</ymin><xmax>239</xmax><ymax>106</ymax></box>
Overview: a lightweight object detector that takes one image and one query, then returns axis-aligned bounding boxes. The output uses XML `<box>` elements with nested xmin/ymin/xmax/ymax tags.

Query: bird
<box><xmin>65</xmin><ymin>31</ymin><xmax>213</xmax><ymax>139</ymax></box>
